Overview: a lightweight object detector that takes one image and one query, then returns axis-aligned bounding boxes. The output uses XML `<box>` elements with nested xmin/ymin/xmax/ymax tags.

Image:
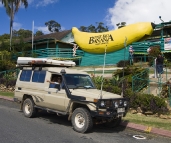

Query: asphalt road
<box><xmin>0</xmin><ymin>99</ymin><xmax>171</xmax><ymax>143</ymax></box>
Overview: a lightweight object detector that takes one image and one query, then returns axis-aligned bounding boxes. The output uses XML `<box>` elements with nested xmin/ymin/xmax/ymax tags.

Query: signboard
<box><xmin>164</xmin><ymin>38</ymin><xmax>171</xmax><ymax>50</ymax></box>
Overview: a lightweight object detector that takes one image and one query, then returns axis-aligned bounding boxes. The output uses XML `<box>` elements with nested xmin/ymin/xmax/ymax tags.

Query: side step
<box><xmin>34</xmin><ymin>105</ymin><xmax>68</xmax><ymax>115</ymax></box>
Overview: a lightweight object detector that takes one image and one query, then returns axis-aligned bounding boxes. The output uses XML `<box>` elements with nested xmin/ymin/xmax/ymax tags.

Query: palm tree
<box><xmin>1</xmin><ymin>0</ymin><xmax>28</xmax><ymax>51</ymax></box>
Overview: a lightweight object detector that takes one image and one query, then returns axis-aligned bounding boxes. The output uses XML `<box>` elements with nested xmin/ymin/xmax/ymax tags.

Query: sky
<box><xmin>0</xmin><ymin>0</ymin><xmax>171</xmax><ymax>35</ymax></box>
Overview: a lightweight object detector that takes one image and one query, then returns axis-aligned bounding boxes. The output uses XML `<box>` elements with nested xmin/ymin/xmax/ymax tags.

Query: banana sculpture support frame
<box><xmin>72</xmin><ymin>22</ymin><xmax>155</xmax><ymax>54</ymax></box>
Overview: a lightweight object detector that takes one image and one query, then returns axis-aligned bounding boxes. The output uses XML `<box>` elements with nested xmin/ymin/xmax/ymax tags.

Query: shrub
<box><xmin>160</xmin><ymin>81</ymin><xmax>171</xmax><ymax>98</ymax></box>
<box><xmin>6</xmin><ymin>79</ymin><xmax>16</xmax><ymax>87</ymax></box>
<box><xmin>147</xmin><ymin>46</ymin><xmax>160</xmax><ymax>66</ymax></box>
<box><xmin>112</xmin><ymin>86</ymin><xmax>121</xmax><ymax>95</ymax></box>
<box><xmin>123</xmin><ymin>90</ymin><xmax>169</xmax><ymax>114</ymax></box>
<box><xmin>0</xmin><ymin>60</ymin><xmax>16</xmax><ymax>71</ymax></box>
<box><xmin>117</xmin><ymin>60</ymin><xmax>130</xmax><ymax>67</ymax></box>
<box><xmin>0</xmin><ymin>78</ymin><xmax>16</xmax><ymax>87</ymax></box>
<box><xmin>0</xmin><ymin>78</ymin><xmax>6</xmax><ymax>84</ymax></box>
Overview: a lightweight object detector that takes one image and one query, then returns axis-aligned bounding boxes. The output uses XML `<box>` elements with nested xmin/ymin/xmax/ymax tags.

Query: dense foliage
<box><xmin>45</xmin><ymin>20</ymin><xmax>61</xmax><ymax>33</ymax></box>
<box><xmin>147</xmin><ymin>46</ymin><xmax>161</xmax><ymax>66</ymax></box>
<box><xmin>0</xmin><ymin>71</ymin><xmax>18</xmax><ymax>88</ymax></box>
<box><xmin>92</xmin><ymin>66</ymin><xmax>169</xmax><ymax>115</ymax></box>
<box><xmin>116</xmin><ymin>60</ymin><xmax>130</xmax><ymax>67</ymax></box>
<box><xmin>79</xmin><ymin>22</ymin><xmax>109</xmax><ymax>32</ymax></box>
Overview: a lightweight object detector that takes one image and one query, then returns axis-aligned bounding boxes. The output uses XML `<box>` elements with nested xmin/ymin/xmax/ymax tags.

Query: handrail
<box><xmin>15</xmin><ymin>47</ymin><xmax>84</xmax><ymax>58</ymax></box>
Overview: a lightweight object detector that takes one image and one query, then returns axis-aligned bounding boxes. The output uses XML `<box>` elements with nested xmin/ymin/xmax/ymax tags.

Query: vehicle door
<box><xmin>44</xmin><ymin>73</ymin><xmax>67</xmax><ymax>111</ymax></box>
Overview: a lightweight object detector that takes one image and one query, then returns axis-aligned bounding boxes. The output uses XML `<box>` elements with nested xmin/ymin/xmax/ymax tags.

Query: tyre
<box><xmin>71</xmin><ymin>108</ymin><xmax>93</xmax><ymax>133</ymax></box>
<box><xmin>23</xmin><ymin>98</ymin><xmax>37</xmax><ymax>118</ymax></box>
<box><xmin>105</xmin><ymin>117</ymin><xmax>122</xmax><ymax>128</ymax></box>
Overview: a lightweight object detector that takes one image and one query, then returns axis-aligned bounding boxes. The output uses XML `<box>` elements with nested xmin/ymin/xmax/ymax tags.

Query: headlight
<box><xmin>124</xmin><ymin>101</ymin><xmax>127</xmax><ymax>107</ymax></box>
<box><xmin>113</xmin><ymin>101</ymin><xmax>118</xmax><ymax>108</ymax></box>
<box><xmin>100</xmin><ymin>101</ymin><xmax>105</xmax><ymax>107</ymax></box>
<box><xmin>119</xmin><ymin>100</ymin><xmax>123</xmax><ymax>105</ymax></box>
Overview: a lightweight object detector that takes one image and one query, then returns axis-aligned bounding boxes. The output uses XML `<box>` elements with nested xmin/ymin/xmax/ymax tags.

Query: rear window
<box><xmin>20</xmin><ymin>70</ymin><xmax>32</xmax><ymax>82</ymax></box>
<box><xmin>32</xmin><ymin>70</ymin><xmax>46</xmax><ymax>83</ymax></box>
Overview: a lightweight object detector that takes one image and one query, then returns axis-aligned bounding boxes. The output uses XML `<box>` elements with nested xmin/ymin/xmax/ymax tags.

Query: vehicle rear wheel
<box><xmin>71</xmin><ymin>108</ymin><xmax>93</xmax><ymax>133</ymax></box>
<box><xmin>105</xmin><ymin>117</ymin><xmax>122</xmax><ymax>128</ymax></box>
<box><xmin>23</xmin><ymin>98</ymin><xmax>36</xmax><ymax>118</ymax></box>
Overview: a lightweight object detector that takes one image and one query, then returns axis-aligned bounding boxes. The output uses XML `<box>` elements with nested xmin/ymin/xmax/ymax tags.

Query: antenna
<box><xmin>100</xmin><ymin>45</ymin><xmax>107</xmax><ymax>99</ymax></box>
<box><xmin>116</xmin><ymin>22</ymin><xmax>126</xmax><ymax>29</ymax></box>
<box><xmin>121</xmin><ymin>37</ymin><xmax>127</xmax><ymax>97</ymax></box>
<box><xmin>159</xmin><ymin>16</ymin><xmax>164</xmax><ymax>23</ymax></box>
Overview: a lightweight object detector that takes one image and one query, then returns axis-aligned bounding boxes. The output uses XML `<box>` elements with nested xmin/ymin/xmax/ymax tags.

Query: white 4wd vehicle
<box><xmin>14</xmin><ymin>57</ymin><xmax>129</xmax><ymax>133</ymax></box>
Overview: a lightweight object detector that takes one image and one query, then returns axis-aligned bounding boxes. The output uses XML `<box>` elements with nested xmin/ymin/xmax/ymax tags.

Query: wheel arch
<box><xmin>20</xmin><ymin>94</ymin><xmax>34</xmax><ymax>110</ymax></box>
<box><xmin>68</xmin><ymin>102</ymin><xmax>90</xmax><ymax>120</ymax></box>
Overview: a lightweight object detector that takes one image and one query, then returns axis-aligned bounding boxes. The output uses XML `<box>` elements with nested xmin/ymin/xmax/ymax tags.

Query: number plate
<box><xmin>117</xmin><ymin>108</ymin><xmax>125</xmax><ymax>113</ymax></box>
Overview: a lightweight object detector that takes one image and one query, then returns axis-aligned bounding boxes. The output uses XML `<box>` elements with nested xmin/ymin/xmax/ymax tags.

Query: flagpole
<box><xmin>32</xmin><ymin>20</ymin><xmax>34</xmax><ymax>56</ymax></box>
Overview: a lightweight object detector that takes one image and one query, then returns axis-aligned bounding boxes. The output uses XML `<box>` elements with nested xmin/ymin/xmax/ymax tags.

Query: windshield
<box><xmin>63</xmin><ymin>74</ymin><xmax>95</xmax><ymax>89</ymax></box>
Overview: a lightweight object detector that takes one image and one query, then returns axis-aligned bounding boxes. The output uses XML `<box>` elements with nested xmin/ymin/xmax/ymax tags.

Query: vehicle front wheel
<box><xmin>71</xmin><ymin>108</ymin><xmax>93</xmax><ymax>133</ymax></box>
<box><xmin>23</xmin><ymin>98</ymin><xmax>36</xmax><ymax>118</ymax></box>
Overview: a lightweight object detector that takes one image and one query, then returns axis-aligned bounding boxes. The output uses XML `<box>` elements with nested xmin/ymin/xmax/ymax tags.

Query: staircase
<box><xmin>143</xmin><ymin>73</ymin><xmax>171</xmax><ymax>96</ymax></box>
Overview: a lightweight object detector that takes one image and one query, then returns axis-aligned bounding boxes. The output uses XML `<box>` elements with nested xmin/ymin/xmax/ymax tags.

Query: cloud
<box><xmin>35</xmin><ymin>0</ymin><xmax>59</xmax><ymax>7</ymax></box>
<box><xmin>13</xmin><ymin>22</ymin><xmax>22</xmax><ymax>30</ymax></box>
<box><xmin>61</xmin><ymin>26</ymin><xmax>65</xmax><ymax>31</ymax></box>
<box><xmin>0</xmin><ymin>0</ymin><xmax>59</xmax><ymax>8</ymax></box>
<box><xmin>106</xmin><ymin>0</ymin><xmax>171</xmax><ymax>29</ymax></box>
<box><xmin>34</xmin><ymin>26</ymin><xmax>50</xmax><ymax>34</ymax></box>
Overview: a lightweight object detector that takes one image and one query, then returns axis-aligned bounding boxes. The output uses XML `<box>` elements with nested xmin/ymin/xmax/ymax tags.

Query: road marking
<box><xmin>133</xmin><ymin>135</ymin><xmax>146</xmax><ymax>139</ymax></box>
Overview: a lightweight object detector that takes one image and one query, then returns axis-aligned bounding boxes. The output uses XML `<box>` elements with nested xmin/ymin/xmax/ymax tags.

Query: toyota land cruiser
<box><xmin>14</xmin><ymin>57</ymin><xmax>129</xmax><ymax>133</ymax></box>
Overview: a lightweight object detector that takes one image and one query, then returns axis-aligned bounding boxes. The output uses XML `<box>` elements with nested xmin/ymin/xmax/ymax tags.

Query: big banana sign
<box><xmin>72</xmin><ymin>22</ymin><xmax>155</xmax><ymax>54</ymax></box>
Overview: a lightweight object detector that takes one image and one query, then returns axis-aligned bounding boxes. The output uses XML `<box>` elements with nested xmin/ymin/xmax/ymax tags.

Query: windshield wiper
<box><xmin>72</xmin><ymin>85</ymin><xmax>92</xmax><ymax>89</ymax></box>
<box><xmin>84</xmin><ymin>86</ymin><xmax>92</xmax><ymax>89</ymax></box>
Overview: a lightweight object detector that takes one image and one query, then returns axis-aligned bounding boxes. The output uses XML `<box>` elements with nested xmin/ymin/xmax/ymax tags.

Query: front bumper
<box><xmin>90</xmin><ymin>108</ymin><xmax>127</xmax><ymax>118</ymax></box>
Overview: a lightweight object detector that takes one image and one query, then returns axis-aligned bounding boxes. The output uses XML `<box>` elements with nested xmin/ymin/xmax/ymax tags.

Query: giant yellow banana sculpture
<box><xmin>72</xmin><ymin>22</ymin><xmax>155</xmax><ymax>54</ymax></box>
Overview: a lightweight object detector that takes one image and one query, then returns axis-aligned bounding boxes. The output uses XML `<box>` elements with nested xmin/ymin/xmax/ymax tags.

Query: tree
<box><xmin>87</xmin><ymin>24</ymin><xmax>96</xmax><ymax>33</ymax></box>
<box><xmin>17</xmin><ymin>29</ymin><xmax>32</xmax><ymax>38</ymax></box>
<box><xmin>35</xmin><ymin>30</ymin><xmax>44</xmax><ymax>36</ymax></box>
<box><xmin>0</xmin><ymin>33</ymin><xmax>10</xmax><ymax>40</ymax></box>
<box><xmin>45</xmin><ymin>20</ymin><xmax>61</xmax><ymax>33</ymax></box>
<box><xmin>79</xmin><ymin>26</ymin><xmax>88</xmax><ymax>32</ymax></box>
<box><xmin>79</xmin><ymin>22</ymin><xmax>109</xmax><ymax>33</ymax></box>
<box><xmin>1</xmin><ymin>0</ymin><xmax>28</xmax><ymax>50</ymax></box>
<box><xmin>96</xmin><ymin>22</ymin><xmax>109</xmax><ymax>32</ymax></box>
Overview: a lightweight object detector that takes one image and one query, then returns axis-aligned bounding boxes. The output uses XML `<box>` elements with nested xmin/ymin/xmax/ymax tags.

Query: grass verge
<box><xmin>123</xmin><ymin>112</ymin><xmax>171</xmax><ymax>131</ymax></box>
<box><xmin>0</xmin><ymin>91</ymin><xmax>14</xmax><ymax>97</ymax></box>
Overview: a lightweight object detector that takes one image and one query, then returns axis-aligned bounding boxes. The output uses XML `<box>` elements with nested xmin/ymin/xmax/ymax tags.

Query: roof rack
<box><xmin>16</xmin><ymin>57</ymin><xmax>76</xmax><ymax>67</ymax></box>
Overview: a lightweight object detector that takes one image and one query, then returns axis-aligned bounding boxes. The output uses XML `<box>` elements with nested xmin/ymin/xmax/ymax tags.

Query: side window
<box><xmin>20</xmin><ymin>70</ymin><xmax>32</xmax><ymax>82</ymax></box>
<box><xmin>32</xmin><ymin>70</ymin><xmax>46</xmax><ymax>83</ymax></box>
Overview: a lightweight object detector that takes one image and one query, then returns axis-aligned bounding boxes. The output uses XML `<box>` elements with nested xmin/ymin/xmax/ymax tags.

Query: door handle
<box><xmin>18</xmin><ymin>87</ymin><xmax>22</xmax><ymax>90</ymax></box>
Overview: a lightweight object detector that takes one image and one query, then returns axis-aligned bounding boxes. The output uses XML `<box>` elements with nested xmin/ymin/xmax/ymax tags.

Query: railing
<box><xmin>0</xmin><ymin>69</ymin><xmax>20</xmax><ymax>79</ymax></box>
<box><xmin>131</xmin><ymin>39</ymin><xmax>164</xmax><ymax>54</ymax></box>
<box><xmin>132</xmin><ymin>64</ymin><xmax>171</xmax><ymax>106</ymax></box>
<box><xmin>13</xmin><ymin>47</ymin><xmax>84</xmax><ymax>59</ymax></box>
<box><xmin>132</xmin><ymin>68</ymin><xmax>149</xmax><ymax>92</ymax></box>
<box><xmin>32</xmin><ymin>48</ymin><xmax>84</xmax><ymax>58</ymax></box>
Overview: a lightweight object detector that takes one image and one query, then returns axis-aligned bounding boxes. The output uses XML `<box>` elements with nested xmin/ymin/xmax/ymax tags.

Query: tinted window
<box><xmin>20</xmin><ymin>70</ymin><xmax>32</xmax><ymax>82</ymax></box>
<box><xmin>32</xmin><ymin>70</ymin><xmax>46</xmax><ymax>83</ymax></box>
